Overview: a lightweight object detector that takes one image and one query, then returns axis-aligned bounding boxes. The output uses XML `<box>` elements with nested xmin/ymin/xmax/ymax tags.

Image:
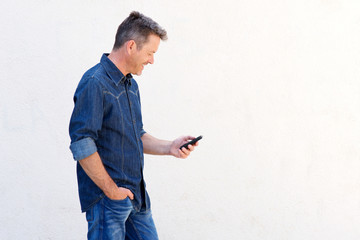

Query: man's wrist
<box><xmin>103</xmin><ymin>181</ymin><xmax>119</xmax><ymax>197</ymax></box>
<box><xmin>166</xmin><ymin>141</ymin><xmax>173</xmax><ymax>155</ymax></box>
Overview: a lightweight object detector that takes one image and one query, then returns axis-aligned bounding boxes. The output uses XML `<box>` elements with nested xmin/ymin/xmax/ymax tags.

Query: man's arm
<box><xmin>141</xmin><ymin>133</ymin><xmax>198</xmax><ymax>159</ymax></box>
<box><xmin>78</xmin><ymin>152</ymin><xmax>134</xmax><ymax>200</ymax></box>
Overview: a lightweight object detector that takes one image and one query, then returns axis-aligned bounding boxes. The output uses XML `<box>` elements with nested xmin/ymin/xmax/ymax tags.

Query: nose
<box><xmin>148</xmin><ymin>55</ymin><xmax>154</xmax><ymax>64</ymax></box>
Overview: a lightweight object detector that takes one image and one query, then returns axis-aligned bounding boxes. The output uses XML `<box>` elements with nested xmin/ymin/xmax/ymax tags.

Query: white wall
<box><xmin>1</xmin><ymin>0</ymin><xmax>360</xmax><ymax>239</ymax></box>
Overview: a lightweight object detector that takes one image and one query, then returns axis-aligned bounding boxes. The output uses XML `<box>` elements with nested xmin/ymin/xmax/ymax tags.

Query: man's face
<box><xmin>129</xmin><ymin>34</ymin><xmax>160</xmax><ymax>76</ymax></box>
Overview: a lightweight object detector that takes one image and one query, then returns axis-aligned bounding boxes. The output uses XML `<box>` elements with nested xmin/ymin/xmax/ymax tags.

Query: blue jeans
<box><xmin>86</xmin><ymin>196</ymin><xmax>158</xmax><ymax>240</ymax></box>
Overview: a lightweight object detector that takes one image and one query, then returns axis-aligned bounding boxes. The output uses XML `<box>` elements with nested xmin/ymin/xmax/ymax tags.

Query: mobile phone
<box><xmin>179</xmin><ymin>135</ymin><xmax>203</xmax><ymax>150</ymax></box>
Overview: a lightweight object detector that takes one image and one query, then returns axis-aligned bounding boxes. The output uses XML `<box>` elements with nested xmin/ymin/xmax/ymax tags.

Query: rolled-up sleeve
<box><xmin>140</xmin><ymin>129</ymin><xmax>146</xmax><ymax>137</ymax></box>
<box><xmin>69</xmin><ymin>77</ymin><xmax>103</xmax><ymax>161</ymax></box>
<box><xmin>70</xmin><ymin>137</ymin><xmax>97</xmax><ymax>161</ymax></box>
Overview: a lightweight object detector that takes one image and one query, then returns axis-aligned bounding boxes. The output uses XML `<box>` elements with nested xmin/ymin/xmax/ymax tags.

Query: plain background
<box><xmin>1</xmin><ymin>0</ymin><xmax>360</xmax><ymax>239</ymax></box>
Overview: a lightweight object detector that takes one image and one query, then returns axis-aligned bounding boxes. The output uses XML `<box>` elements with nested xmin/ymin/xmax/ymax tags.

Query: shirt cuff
<box><xmin>70</xmin><ymin>137</ymin><xmax>98</xmax><ymax>161</ymax></box>
<box><xmin>140</xmin><ymin>129</ymin><xmax>146</xmax><ymax>137</ymax></box>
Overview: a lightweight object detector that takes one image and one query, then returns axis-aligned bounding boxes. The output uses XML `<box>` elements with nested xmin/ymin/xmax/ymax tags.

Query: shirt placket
<box><xmin>125</xmin><ymin>82</ymin><xmax>146</xmax><ymax>210</ymax></box>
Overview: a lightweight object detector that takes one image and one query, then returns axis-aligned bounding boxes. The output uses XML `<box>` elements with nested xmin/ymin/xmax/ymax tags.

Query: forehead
<box><xmin>141</xmin><ymin>34</ymin><xmax>160</xmax><ymax>52</ymax></box>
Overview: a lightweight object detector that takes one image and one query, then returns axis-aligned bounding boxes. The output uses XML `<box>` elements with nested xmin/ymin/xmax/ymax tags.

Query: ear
<box><xmin>126</xmin><ymin>40</ymin><xmax>137</xmax><ymax>54</ymax></box>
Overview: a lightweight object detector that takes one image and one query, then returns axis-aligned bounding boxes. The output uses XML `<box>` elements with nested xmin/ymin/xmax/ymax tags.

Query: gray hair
<box><xmin>113</xmin><ymin>11</ymin><xmax>167</xmax><ymax>50</ymax></box>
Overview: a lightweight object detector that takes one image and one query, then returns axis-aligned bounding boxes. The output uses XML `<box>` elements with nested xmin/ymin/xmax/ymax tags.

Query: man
<box><xmin>69</xmin><ymin>11</ymin><xmax>198</xmax><ymax>240</ymax></box>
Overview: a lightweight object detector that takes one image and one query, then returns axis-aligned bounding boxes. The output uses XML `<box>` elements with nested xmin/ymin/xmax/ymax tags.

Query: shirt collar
<box><xmin>101</xmin><ymin>53</ymin><xmax>132</xmax><ymax>86</ymax></box>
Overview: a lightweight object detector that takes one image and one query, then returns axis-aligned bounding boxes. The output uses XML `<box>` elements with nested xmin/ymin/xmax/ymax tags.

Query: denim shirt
<box><xmin>69</xmin><ymin>54</ymin><xmax>150</xmax><ymax>212</ymax></box>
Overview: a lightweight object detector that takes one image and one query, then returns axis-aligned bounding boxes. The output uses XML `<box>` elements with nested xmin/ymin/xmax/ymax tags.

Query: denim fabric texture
<box><xmin>69</xmin><ymin>54</ymin><xmax>150</xmax><ymax>213</ymax></box>
<box><xmin>86</xmin><ymin>197</ymin><xmax>158</xmax><ymax>240</ymax></box>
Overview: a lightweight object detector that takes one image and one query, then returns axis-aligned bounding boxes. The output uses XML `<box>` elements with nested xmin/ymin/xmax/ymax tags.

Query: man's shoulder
<box><xmin>75</xmin><ymin>64</ymin><xmax>107</xmax><ymax>92</ymax></box>
<box><xmin>83</xmin><ymin>63</ymin><xmax>107</xmax><ymax>81</ymax></box>
<box><xmin>78</xmin><ymin>63</ymin><xmax>109</xmax><ymax>87</ymax></box>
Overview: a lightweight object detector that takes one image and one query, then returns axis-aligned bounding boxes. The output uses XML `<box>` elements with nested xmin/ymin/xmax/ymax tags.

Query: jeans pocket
<box><xmin>104</xmin><ymin>196</ymin><xmax>133</xmax><ymax>211</ymax></box>
<box><xmin>103</xmin><ymin>196</ymin><xmax>133</xmax><ymax>223</ymax></box>
<box><xmin>105</xmin><ymin>195</ymin><xmax>129</xmax><ymax>202</ymax></box>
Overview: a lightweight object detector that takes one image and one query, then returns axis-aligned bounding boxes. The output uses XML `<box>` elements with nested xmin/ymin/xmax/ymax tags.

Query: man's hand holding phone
<box><xmin>170</xmin><ymin>135</ymin><xmax>202</xmax><ymax>159</ymax></box>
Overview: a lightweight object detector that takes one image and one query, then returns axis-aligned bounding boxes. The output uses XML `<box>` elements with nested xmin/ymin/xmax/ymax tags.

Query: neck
<box><xmin>108</xmin><ymin>49</ymin><xmax>129</xmax><ymax>76</ymax></box>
